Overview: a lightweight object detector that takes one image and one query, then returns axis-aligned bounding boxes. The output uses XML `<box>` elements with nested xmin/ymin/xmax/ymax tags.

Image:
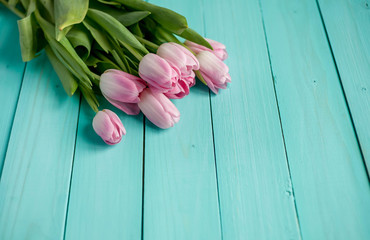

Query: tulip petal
<box><xmin>93</xmin><ymin>111</ymin><xmax>115</xmax><ymax>140</ymax></box>
<box><xmin>138</xmin><ymin>89</ymin><xmax>180</xmax><ymax>129</ymax></box>
<box><xmin>100</xmin><ymin>69</ymin><xmax>146</xmax><ymax>103</ymax></box>
<box><xmin>139</xmin><ymin>53</ymin><xmax>175</xmax><ymax>91</ymax></box>
<box><xmin>104</xmin><ymin>94</ymin><xmax>141</xmax><ymax>115</ymax></box>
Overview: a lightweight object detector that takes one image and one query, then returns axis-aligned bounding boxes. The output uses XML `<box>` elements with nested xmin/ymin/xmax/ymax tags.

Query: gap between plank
<box><xmin>257</xmin><ymin>0</ymin><xmax>303</xmax><ymax>238</ymax></box>
<box><xmin>0</xmin><ymin>62</ymin><xmax>27</xmax><ymax>179</ymax></box>
<box><xmin>141</xmin><ymin>117</ymin><xmax>146</xmax><ymax>240</ymax></box>
<box><xmin>62</xmin><ymin>94</ymin><xmax>82</xmax><ymax>240</ymax></box>
<box><xmin>201</xmin><ymin>0</ymin><xmax>224</xmax><ymax>238</ymax></box>
<box><xmin>315</xmin><ymin>0</ymin><xmax>370</xmax><ymax>181</ymax></box>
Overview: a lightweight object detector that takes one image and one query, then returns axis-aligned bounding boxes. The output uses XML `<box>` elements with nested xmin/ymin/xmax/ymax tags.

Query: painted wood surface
<box><xmin>202</xmin><ymin>0</ymin><xmax>302</xmax><ymax>239</ymax></box>
<box><xmin>317</xmin><ymin>0</ymin><xmax>370</xmax><ymax>170</ymax></box>
<box><xmin>64</xmin><ymin>100</ymin><xmax>143</xmax><ymax>240</ymax></box>
<box><xmin>0</xmin><ymin>54</ymin><xmax>80</xmax><ymax>239</ymax></box>
<box><xmin>259</xmin><ymin>0</ymin><xmax>370</xmax><ymax>239</ymax></box>
<box><xmin>143</xmin><ymin>1</ymin><xmax>221</xmax><ymax>239</ymax></box>
<box><xmin>0</xmin><ymin>6</ymin><xmax>25</xmax><ymax>172</ymax></box>
<box><xmin>0</xmin><ymin>0</ymin><xmax>369</xmax><ymax>239</ymax></box>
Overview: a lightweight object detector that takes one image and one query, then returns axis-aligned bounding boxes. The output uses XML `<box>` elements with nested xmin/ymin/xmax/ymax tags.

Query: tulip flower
<box><xmin>157</xmin><ymin>42</ymin><xmax>199</xmax><ymax>76</ymax></box>
<box><xmin>139</xmin><ymin>53</ymin><xmax>180</xmax><ymax>93</ymax></box>
<box><xmin>92</xmin><ymin>109</ymin><xmax>126</xmax><ymax>145</ymax></box>
<box><xmin>100</xmin><ymin>69</ymin><xmax>146</xmax><ymax>115</ymax></box>
<box><xmin>185</xmin><ymin>38</ymin><xmax>228</xmax><ymax>61</ymax></box>
<box><xmin>138</xmin><ymin>88</ymin><xmax>180</xmax><ymax>129</ymax></box>
<box><xmin>197</xmin><ymin>51</ymin><xmax>231</xmax><ymax>94</ymax></box>
<box><xmin>156</xmin><ymin>43</ymin><xmax>199</xmax><ymax>99</ymax></box>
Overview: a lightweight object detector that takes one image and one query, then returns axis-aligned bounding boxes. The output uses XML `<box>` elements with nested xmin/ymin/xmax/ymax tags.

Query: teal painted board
<box><xmin>64</xmin><ymin>100</ymin><xmax>143</xmax><ymax>240</ymax></box>
<box><xmin>202</xmin><ymin>0</ymin><xmax>302</xmax><ymax>239</ymax></box>
<box><xmin>0</xmin><ymin>6</ymin><xmax>26</xmax><ymax>172</ymax></box>
<box><xmin>0</xmin><ymin>54</ymin><xmax>80</xmax><ymax>240</ymax></box>
<box><xmin>317</xmin><ymin>0</ymin><xmax>370</xmax><ymax>170</ymax></box>
<box><xmin>143</xmin><ymin>1</ymin><xmax>221</xmax><ymax>239</ymax></box>
<box><xmin>259</xmin><ymin>0</ymin><xmax>370</xmax><ymax>239</ymax></box>
<box><xmin>143</xmin><ymin>85</ymin><xmax>221</xmax><ymax>240</ymax></box>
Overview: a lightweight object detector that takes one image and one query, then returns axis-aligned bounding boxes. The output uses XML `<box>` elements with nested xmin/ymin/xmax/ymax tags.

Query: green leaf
<box><xmin>20</xmin><ymin>0</ymin><xmax>30</xmax><ymax>9</ymax></box>
<box><xmin>85</xmin><ymin>55</ymin><xmax>101</xmax><ymax>67</ymax></box>
<box><xmin>178</xmin><ymin>28</ymin><xmax>213</xmax><ymax>50</ymax></box>
<box><xmin>56</xmin><ymin>26</ymin><xmax>72</xmax><ymax>41</ymax></box>
<box><xmin>45</xmin><ymin>45</ymin><xmax>78</xmax><ymax>96</ymax></box>
<box><xmin>116</xmin><ymin>11</ymin><xmax>151</xmax><ymax>26</ymax></box>
<box><xmin>66</xmin><ymin>24</ymin><xmax>93</xmax><ymax>60</ymax></box>
<box><xmin>82</xmin><ymin>18</ymin><xmax>113</xmax><ymax>53</ymax></box>
<box><xmin>134</xmin><ymin>35</ymin><xmax>159</xmax><ymax>52</ymax></box>
<box><xmin>80</xmin><ymin>84</ymin><xmax>99</xmax><ymax>112</ymax></box>
<box><xmin>154</xmin><ymin>26</ymin><xmax>182</xmax><ymax>45</ymax></box>
<box><xmin>195</xmin><ymin>70</ymin><xmax>207</xmax><ymax>85</ymax></box>
<box><xmin>97</xmin><ymin>0</ymin><xmax>121</xmax><ymax>6</ymax></box>
<box><xmin>129</xmin><ymin>23</ymin><xmax>143</xmax><ymax>38</ymax></box>
<box><xmin>25</xmin><ymin>0</ymin><xmax>36</xmax><ymax>16</ymax></box>
<box><xmin>86</xmin><ymin>8</ymin><xmax>149</xmax><ymax>55</ymax></box>
<box><xmin>35</xmin><ymin>10</ymin><xmax>94</xmax><ymax>88</ymax></box>
<box><xmin>35</xmin><ymin>0</ymin><xmax>54</xmax><ymax>23</ymax></box>
<box><xmin>115</xmin><ymin>0</ymin><xmax>188</xmax><ymax>34</ymax></box>
<box><xmin>8</xmin><ymin>0</ymin><xmax>20</xmax><ymax>7</ymax></box>
<box><xmin>17</xmin><ymin>13</ymin><xmax>38</xmax><ymax>61</ymax></box>
<box><xmin>54</xmin><ymin>0</ymin><xmax>89</xmax><ymax>39</ymax></box>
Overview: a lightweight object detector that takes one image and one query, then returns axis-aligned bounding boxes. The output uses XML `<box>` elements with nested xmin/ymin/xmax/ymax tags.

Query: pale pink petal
<box><xmin>104</xmin><ymin>94</ymin><xmax>141</xmax><ymax>115</ymax></box>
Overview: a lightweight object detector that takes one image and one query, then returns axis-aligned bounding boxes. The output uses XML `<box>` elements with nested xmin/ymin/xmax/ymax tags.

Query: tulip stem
<box><xmin>0</xmin><ymin>0</ymin><xmax>26</xmax><ymax>18</ymax></box>
<box><xmin>135</xmin><ymin>35</ymin><xmax>159</xmax><ymax>52</ymax></box>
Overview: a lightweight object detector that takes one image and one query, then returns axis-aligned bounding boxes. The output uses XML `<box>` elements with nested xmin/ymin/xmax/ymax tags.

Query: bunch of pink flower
<box><xmin>93</xmin><ymin>39</ymin><xmax>231</xmax><ymax>145</ymax></box>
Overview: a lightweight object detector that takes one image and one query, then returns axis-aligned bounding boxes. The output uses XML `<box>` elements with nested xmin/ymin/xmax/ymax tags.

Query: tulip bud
<box><xmin>157</xmin><ymin>43</ymin><xmax>199</xmax><ymax>77</ymax></box>
<box><xmin>92</xmin><ymin>109</ymin><xmax>126</xmax><ymax>145</ymax></box>
<box><xmin>156</xmin><ymin>43</ymin><xmax>199</xmax><ymax>99</ymax></box>
<box><xmin>197</xmin><ymin>51</ymin><xmax>231</xmax><ymax>94</ymax></box>
<box><xmin>138</xmin><ymin>88</ymin><xmax>180</xmax><ymax>129</ymax></box>
<box><xmin>100</xmin><ymin>70</ymin><xmax>146</xmax><ymax>115</ymax></box>
<box><xmin>185</xmin><ymin>38</ymin><xmax>228</xmax><ymax>61</ymax></box>
<box><xmin>139</xmin><ymin>53</ymin><xmax>179</xmax><ymax>93</ymax></box>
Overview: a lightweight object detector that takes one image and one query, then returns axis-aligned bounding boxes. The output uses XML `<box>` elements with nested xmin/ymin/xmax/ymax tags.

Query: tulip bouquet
<box><xmin>1</xmin><ymin>0</ymin><xmax>231</xmax><ymax>145</ymax></box>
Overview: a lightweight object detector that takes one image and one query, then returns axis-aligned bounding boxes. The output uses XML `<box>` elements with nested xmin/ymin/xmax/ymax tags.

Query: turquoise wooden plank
<box><xmin>64</xmin><ymin>100</ymin><xmax>143</xmax><ymax>240</ymax></box>
<box><xmin>202</xmin><ymin>0</ymin><xmax>302</xmax><ymax>239</ymax></box>
<box><xmin>259</xmin><ymin>0</ymin><xmax>370</xmax><ymax>239</ymax></box>
<box><xmin>0</xmin><ymin>54</ymin><xmax>80</xmax><ymax>240</ymax></box>
<box><xmin>317</xmin><ymin>0</ymin><xmax>370</xmax><ymax>170</ymax></box>
<box><xmin>143</xmin><ymin>1</ymin><xmax>221</xmax><ymax>239</ymax></box>
<box><xmin>0</xmin><ymin>6</ymin><xmax>26</xmax><ymax>172</ymax></box>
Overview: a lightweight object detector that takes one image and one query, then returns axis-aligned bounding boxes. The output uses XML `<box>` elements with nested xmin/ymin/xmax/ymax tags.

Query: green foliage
<box><xmin>2</xmin><ymin>0</ymin><xmax>215</xmax><ymax>112</ymax></box>
<box><xmin>45</xmin><ymin>45</ymin><xmax>79</xmax><ymax>96</ymax></box>
<box><xmin>54</xmin><ymin>0</ymin><xmax>89</xmax><ymax>40</ymax></box>
<box><xmin>17</xmin><ymin>13</ymin><xmax>39</xmax><ymax>61</ymax></box>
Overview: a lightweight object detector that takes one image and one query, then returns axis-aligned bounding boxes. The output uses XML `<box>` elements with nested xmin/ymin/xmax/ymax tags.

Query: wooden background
<box><xmin>0</xmin><ymin>0</ymin><xmax>369</xmax><ymax>239</ymax></box>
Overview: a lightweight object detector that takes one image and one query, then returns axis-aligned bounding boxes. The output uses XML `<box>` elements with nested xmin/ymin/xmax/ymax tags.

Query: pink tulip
<box><xmin>157</xmin><ymin>43</ymin><xmax>199</xmax><ymax>76</ymax></box>
<box><xmin>138</xmin><ymin>88</ymin><xmax>180</xmax><ymax>129</ymax></box>
<box><xmin>139</xmin><ymin>53</ymin><xmax>179</xmax><ymax>93</ymax></box>
<box><xmin>164</xmin><ymin>78</ymin><xmax>192</xmax><ymax>99</ymax></box>
<box><xmin>197</xmin><ymin>51</ymin><xmax>231</xmax><ymax>94</ymax></box>
<box><xmin>185</xmin><ymin>38</ymin><xmax>228</xmax><ymax>61</ymax></box>
<box><xmin>92</xmin><ymin>109</ymin><xmax>126</xmax><ymax>145</ymax></box>
<box><xmin>100</xmin><ymin>69</ymin><xmax>146</xmax><ymax>115</ymax></box>
<box><xmin>156</xmin><ymin>43</ymin><xmax>199</xmax><ymax>99</ymax></box>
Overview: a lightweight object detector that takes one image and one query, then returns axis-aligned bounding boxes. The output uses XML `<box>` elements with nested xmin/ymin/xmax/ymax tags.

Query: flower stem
<box><xmin>0</xmin><ymin>0</ymin><xmax>26</xmax><ymax>18</ymax></box>
<box><xmin>135</xmin><ymin>35</ymin><xmax>159</xmax><ymax>52</ymax></box>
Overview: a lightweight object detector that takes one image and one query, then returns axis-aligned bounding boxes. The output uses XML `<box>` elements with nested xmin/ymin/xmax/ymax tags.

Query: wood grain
<box><xmin>317</xmin><ymin>0</ymin><xmax>370</xmax><ymax>171</ymax></box>
<box><xmin>259</xmin><ymin>0</ymin><xmax>370</xmax><ymax>239</ymax></box>
<box><xmin>203</xmin><ymin>0</ymin><xmax>302</xmax><ymax>239</ymax></box>
<box><xmin>0</xmin><ymin>6</ymin><xmax>26</xmax><ymax>172</ymax></box>
<box><xmin>0</xmin><ymin>54</ymin><xmax>80</xmax><ymax>240</ymax></box>
<box><xmin>64</xmin><ymin>100</ymin><xmax>144</xmax><ymax>240</ymax></box>
<box><xmin>143</xmin><ymin>1</ymin><xmax>222</xmax><ymax>239</ymax></box>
